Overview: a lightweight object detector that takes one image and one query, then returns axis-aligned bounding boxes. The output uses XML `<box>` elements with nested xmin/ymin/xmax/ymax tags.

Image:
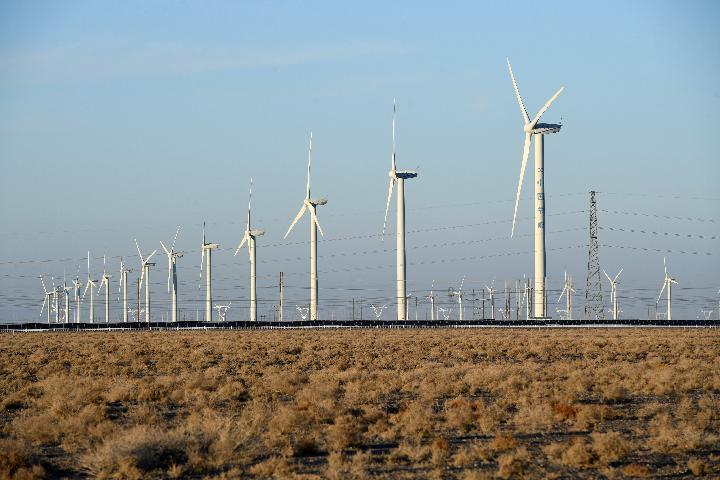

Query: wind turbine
<box><xmin>160</xmin><ymin>226</ymin><xmax>183</xmax><ymax>323</ymax></box>
<box><xmin>284</xmin><ymin>132</ymin><xmax>327</xmax><ymax>321</ymax></box>
<box><xmin>485</xmin><ymin>281</ymin><xmax>496</xmax><ymax>320</ymax></box>
<box><xmin>425</xmin><ymin>280</ymin><xmax>436</xmax><ymax>321</ymax></box>
<box><xmin>214</xmin><ymin>302</ymin><xmax>232</xmax><ymax>322</ymax></box>
<box><xmin>507</xmin><ymin>59</ymin><xmax>564</xmax><ymax>319</ymax></box>
<box><xmin>603</xmin><ymin>268</ymin><xmax>623</xmax><ymax>321</ymax></box>
<box><xmin>235</xmin><ymin>178</ymin><xmax>265</xmax><ymax>322</ymax></box>
<box><xmin>200</xmin><ymin>222</ymin><xmax>220</xmax><ymax>321</ymax></box>
<box><xmin>118</xmin><ymin>258</ymin><xmax>131</xmax><ymax>322</ymax></box>
<box><xmin>450</xmin><ymin>276</ymin><xmax>465</xmax><ymax>320</ymax></box>
<box><xmin>97</xmin><ymin>255</ymin><xmax>112</xmax><ymax>323</ymax></box>
<box><xmin>657</xmin><ymin>257</ymin><xmax>678</xmax><ymax>321</ymax></box>
<box><xmin>135</xmin><ymin>240</ymin><xmax>157</xmax><ymax>323</ymax></box>
<box><xmin>40</xmin><ymin>276</ymin><xmax>53</xmax><ymax>324</ymax></box>
<box><xmin>382</xmin><ymin>100</ymin><xmax>418</xmax><ymax>321</ymax></box>
<box><xmin>370</xmin><ymin>303</ymin><xmax>388</xmax><ymax>320</ymax></box>
<box><xmin>82</xmin><ymin>252</ymin><xmax>99</xmax><ymax>323</ymax></box>
<box><xmin>72</xmin><ymin>267</ymin><xmax>82</xmax><ymax>323</ymax></box>
<box><xmin>557</xmin><ymin>272</ymin><xmax>576</xmax><ymax>321</ymax></box>
<box><xmin>61</xmin><ymin>273</ymin><xmax>71</xmax><ymax>323</ymax></box>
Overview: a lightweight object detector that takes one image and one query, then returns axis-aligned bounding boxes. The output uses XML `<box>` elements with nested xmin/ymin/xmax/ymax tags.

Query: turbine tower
<box><xmin>97</xmin><ymin>255</ymin><xmax>112</xmax><ymax>323</ymax></box>
<box><xmin>557</xmin><ymin>272</ymin><xmax>576</xmax><ymax>321</ymax></box>
<box><xmin>82</xmin><ymin>252</ymin><xmax>99</xmax><ymax>323</ymax></box>
<box><xmin>200</xmin><ymin>222</ymin><xmax>220</xmax><ymax>322</ymax></box>
<box><xmin>507</xmin><ymin>59</ymin><xmax>564</xmax><ymax>319</ymax></box>
<box><xmin>40</xmin><ymin>276</ymin><xmax>53</xmax><ymax>324</ymax></box>
<box><xmin>485</xmin><ymin>281</ymin><xmax>496</xmax><ymax>320</ymax></box>
<box><xmin>235</xmin><ymin>178</ymin><xmax>265</xmax><ymax>322</ymax></box>
<box><xmin>382</xmin><ymin>100</ymin><xmax>418</xmax><ymax>321</ymax></box>
<box><xmin>603</xmin><ymin>268</ymin><xmax>623</xmax><ymax>321</ymax></box>
<box><xmin>61</xmin><ymin>274</ymin><xmax>71</xmax><ymax>323</ymax></box>
<box><xmin>118</xmin><ymin>258</ymin><xmax>131</xmax><ymax>322</ymax></box>
<box><xmin>657</xmin><ymin>257</ymin><xmax>678</xmax><ymax>320</ymax></box>
<box><xmin>72</xmin><ymin>268</ymin><xmax>82</xmax><ymax>323</ymax></box>
<box><xmin>284</xmin><ymin>133</ymin><xmax>327</xmax><ymax>321</ymax></box>
<box><xmin>160</xmin><ymin>226</ymin><xmax>183</xmax><ymax>323</ymax></box>
<box><xmin>135</xmin><ymin>240</ymin><xmax>157</xmax><ymax>323</ymax></box>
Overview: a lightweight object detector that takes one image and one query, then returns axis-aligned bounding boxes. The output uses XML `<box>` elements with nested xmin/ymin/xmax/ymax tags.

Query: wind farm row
<box><xmin>23</xmin><ymin>60</ymin><xmax>712</xmax><ymax>326</ymax></box>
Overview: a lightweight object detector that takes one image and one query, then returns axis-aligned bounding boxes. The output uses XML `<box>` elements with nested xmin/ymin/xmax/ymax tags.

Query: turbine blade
<box><xmin>135</xmin><ymin>240</ymin><xmax>144</xmax><ymax>262</ymax></box>
<box><xmin>382</xmin><ymin>177</ymin><xmax>395</xmax><ymax>239</ymax></box>
<box><xmin>139</xmin><ymin>267</ymin><xmax>145</xmax><ymax>290</ymax></box>
<box><xmin>284</xmin><ymin>204</ymin><xmax>307</xmax><ymax>239</ymax></box>
<box><xmin>530</xmin><ymin>86</ymin><xmax>564</xmax><ymax>129</ymax></box>
<box><xmin>171</xmin><ymin>225</ymin><xmax>181</xmax><ymax>252</ymax></box>
<box><xmin>247</xmin><ymin>177</ymin><xmax>253</xmax><ymax>230</ymax></box>
<box><xmin>507</xmin><ymin>58</ymin><xmax>530</xmax><ymax>124</ymax></box>
<box><xmin>603</xmin><ymin>269</ymin><xmax>612</xmax><ymax>283</ymax></box>
<box><xmin>306</xmin><ymin>132</ymin><xmax>312</xmax><ymax>200</ymax></box>
<box><xmin>614</xmin><ymin>268</ymin><xmax>623</xmax><ymax>282</ymax></box>
<box><xmin>234</xmin><ymin>234</ymin><xmax>249</xmax><ymax>256</ymax></box>
<box><xmin>308</xmin><ymin>205</ymin><xmax>324</xmax><ymax>237</ymax></box>
<box><xmin>160</xmin><ymin>240</ymin><xmax>170</xmax><ymax>256</ymax></box>
<box><xmin>82</xmin><ymin>282</ymin><xmax>90</xmax><ymax>300</ymax></box>
<box><xmin>392</xmin><ymin>99</ymin><xmax>397</xmax><ymax>172</ymax></box>
<box><xmin>511</xmin><ymin>133</ymin><xmax>532</xmax><ymax>238</ymax></box>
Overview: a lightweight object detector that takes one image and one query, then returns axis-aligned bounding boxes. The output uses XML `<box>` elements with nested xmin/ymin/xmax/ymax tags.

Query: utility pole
<box><xmin>584</xmin><ymin>191</ymin><xmax>604</xmax><ymax>320</ymax></box>
<box><xmin>279</xmin><ymin>272</ymin><xmax>284</xmax><ymax>322</ymax></box>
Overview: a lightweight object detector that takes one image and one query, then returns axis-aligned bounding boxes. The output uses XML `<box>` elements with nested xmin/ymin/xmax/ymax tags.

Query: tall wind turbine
<box><xmin>557</xmin><ymin>272</ymin><xmax>576</xmax><ymax>321</ymax></box>
<box><xmin>97</xmin><ymin>255</ymin><xmax>112</xmax><ymax>323</ymax></box>
<box><xmin>72</xmin><ymin>267</ymin><xmax>82</xmax><ymax>323</ymax></box>
<box><xmin>603</xmin><ymin>268</ymin><xmax>623</xmax><ymax>321</ymax></box>
<box><xmin>485</xmin><ymin>281</ymin><xmax>496</xmax><ymax>320</ymax></box>
<box><xmin>235</xmin><ymin>178</ymin><xmax>265</xmax><ymax>322</ymax></box>
<box><xmin>160</xmin><ymin>226</ymin><xmax>183</xmax><ymax>323</ymax></box>
<box><xmin>657</xmin><ymin>257</ymin><xmax>678</xmax><ymax>320</ymax></box>
<box><xmin>382</xmin><ymin>100</ymin><xmax>418</xmax><ymax>321</ymax></box>
<box><xmin>40</xmin><ymin>276</ymin><xmax>53</xmax><ymax>324</ymax></box>
<box><xmin>61</xmin><ymin>274</ymin><xmax>70</xmax><ymax>323</ymax></box>
<box><xmin>284</xmin><ymin>133</ymin><xmax>327</xmax><ymax>321</ymax></box>
<box><xmin>118</xmin><ymin>258</ymin><xmax>131</xmax><ymax>322</ymax></box>
<box><xmin>82</xmin><ymin>252</ymin><xmax>99</xmax><ymax>323</ymax></box>
<box><xmin>200</xmin><ymin>222</ymin><xmax>220</xmax><ymax>322</ymax></box>
<box><xmin>507</xmin><ymin>59</ymin><xmax>564</xmax><ymax>319</ymax></box>
<box><xmin>450</xmin><ymin>276</ymin><xmax>465</xmax><ymax>320</ymax></box>
<box><xmin>425</xmin><ymin>280</ymin><xmax>436</xmax><ymax>321</ymax></box>
<box><xmin>135</xmin><ymin>240</ymin><xmax>157</xmax><ymax>323</ymax></box>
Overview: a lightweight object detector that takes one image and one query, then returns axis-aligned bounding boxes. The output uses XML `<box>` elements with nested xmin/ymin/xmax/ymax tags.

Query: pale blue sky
<box><xmin>1</xmin><ymin>1</ymin><xmax>718</xmax><ymax>321</ymax></box>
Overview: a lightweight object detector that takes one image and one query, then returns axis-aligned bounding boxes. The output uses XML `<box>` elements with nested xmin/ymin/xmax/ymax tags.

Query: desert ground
<box><xmin>1</xmin><ymin>328</ymin><xmax>718</xmax><ymax>479</ymax></box>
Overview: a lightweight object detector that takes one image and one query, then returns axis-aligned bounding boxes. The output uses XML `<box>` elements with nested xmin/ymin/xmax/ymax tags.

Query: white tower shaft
<box><xmin>144</xmin><ymin>266</ymin><xmax>150</xmax><ymax>322</ymax></box>
<box><xmin>89</xmin><ymin>288</ymin><xmax>94</xmax><ymax>323</ymax></box>
<box><xmin>205</xmin><ymin>250</ymin><xmax>212</xmax><ymax>322</ymax></box>
<box><xmin>104</xmin><ymin>284</ymin><xmax>109</xmax><ymax>322</ymax></box>
<box><xmin>310</xmin><ymin>205</ymin><xmax>319</xmax><ymax>320</ymax></box>
<box><xmin>667</xmin><ymin>280</ymin><xmax>672</xmax><ymax>321</ymax></box>
<box><xmin>122</xmin><ymin>271</ymin><xmax>128</xmax><ymax>322</ymax></box>
<box><xmin>249</xmin><ymin>236</ymin><xmax>257</xmax><ymax>321</ymax></box>
<box><xmin>64</xmin><ymin>292</ymin><xmax>70</xmax><ymax>323</ymax></box>
<box><xmin>534</xmin><ymin>134</ymin><xmax>547</xmax><ymax>318</ymax></box>
<box><xmin>396</xmin><ymin>178</ymin><xmax>406</xmax><ymax>320</ymax></box>
<box><xmin>171</xmin><ymin>262</ymin><xmax>178</xmax><ymax>323</ymax></box>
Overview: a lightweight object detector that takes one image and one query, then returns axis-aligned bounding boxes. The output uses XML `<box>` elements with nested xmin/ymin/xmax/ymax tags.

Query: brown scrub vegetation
<box><xmin>1</xmin><ymin>328</ymin><xmax>719</xmax><ymax>479</ymax></box>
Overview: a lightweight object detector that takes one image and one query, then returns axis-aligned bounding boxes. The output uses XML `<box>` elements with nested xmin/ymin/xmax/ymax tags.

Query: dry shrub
<box><xmin>326</xmin><ymin>414</ymin><xmax>361</xmax><ymax>451</ymax></box>
<box><xmin>489</xmin><ymin>433</ymin><xmax>517</xmax><ymax>451</ymax></box>
<box><xmin>461</xmin><ymin>471</ymin><xmax>492</xmax><ymax>480</ymax></box>
<box><xmin>0</xmin><ymin>438</ymin><xmax>45</xmax><ymax>479</ymax></box>
<box><xmin>325</xmin><ymin>451</ymin><xmax>346</xmax><ymax>480</ymax></box>
<box><xmin>81</xmin><ymin>425</ymin><xmax>187</xmax><ymax>478</ymax></box>
<box><xmin>513</xmin><ymin>400</ymin><xmax>554</xmax><ymax>432</ymax></box>
<box><xmin>591</xmin><ymin>431</ymin><xmax>630</xmax><ymax>464</ymax></box>
<box><xmin>687</xmin><ymin>457</ymin><xmax>706</xmax><ymax>476</ymax></box>
<box><xmin>574</xmin><ymin>404</ymin><xmax>621</xmax><ymax>430</ymax></box>
<box><xmin>446</xmin><ymin>396</ymin><xmax>475</xmax><ymax>432</ymax></box>
<box><xmin>396</xmin><ymin>439</ymin><xmax>430</xmax><ymax>463</ymax></box>
<box><xmin>551</xmin><ymin>401</ymin><xmax>578</xmax><ymax>421</ymax></box>
<box><xmin>497</xmin><ymin>446</ymin><xmax>530</xmax><ymax>479</ymax></box>
<box><xmin>452</xmin><ymin>441</ymin><xmax>492</xmax><ymax>467</ymax></box>
<box><xmin>621</xmin><ymin>463</ymin><xmax>651</xmax><ymax>477</ymax></box>
<box><xmin>430</xmin><ymin>437</ymin><xmax>450</xmax><ymax>465</ymax></box>
<box><xmin>248</xmin><ymin>455</ymin><xmax>292</xmax><ymax>478</ymax></box>
<box><xmin>545</xmin><ymin>438</ymin><xmax>596</xmax><ymax>467</ymax></box>
<box><xmin>393</xmin><ymin>401</ymin><xmax>432</xmax><ymax>439</ymax></box>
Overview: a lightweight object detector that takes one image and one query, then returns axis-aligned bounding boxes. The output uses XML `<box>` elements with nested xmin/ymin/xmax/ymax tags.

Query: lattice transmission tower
<box><xmin>585</xmin><ymin>190</ymin><xmax>604</xmax><ymax>320</ymax></box>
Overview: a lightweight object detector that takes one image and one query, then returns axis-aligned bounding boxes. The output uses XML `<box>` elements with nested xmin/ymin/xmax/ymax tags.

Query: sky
<box><xmin>0</xmin><ymin>0</ymin><xmax>718</xmax><ymax>322</ymax></box>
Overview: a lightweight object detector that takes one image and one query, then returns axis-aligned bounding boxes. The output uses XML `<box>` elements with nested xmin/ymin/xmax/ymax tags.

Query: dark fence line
<box><xmin>1</xmin><ymin>319</ymin><xmax>718</xmax><ymax>332</ymax></box>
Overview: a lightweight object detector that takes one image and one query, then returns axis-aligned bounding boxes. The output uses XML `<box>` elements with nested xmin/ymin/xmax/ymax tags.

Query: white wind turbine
<box><xmin>557</xmin><ymin>272</ymin><xmax>576</xmax><ymax>321</ymax></box>
<box><xmin>284</xmin><ymin>133</ymin><xmax>327</xmax><ymax>321</ymax></box>
<box><xmin>82</xmin><ymin>252</ymin><xmax>99</xmax><ymax>323</ymax></box>
<box><xmin>135</xmin><ymin>240</ymin><xmax>157</xmax><ymax>323</ymax></box>
<box><xmin>160</xmin><ymin>226</ymin><xmax>183</xmax><ymax>323</ymax></box>
<box><xmin>657</xmin><ymin>257</ymin><xmax>678</xmax><ymax>321</ymax></box>
<box><xmin>97</xmin><ymin>255</ymin><xmax>112</xmax><ymax>323</ymax></box>
<box><xmin>118</xmin><ymin>258</ymin><xmax>131</xmax><ymax>322</ymax></box>
<box><xmin>450</xmin><ymin>276</ymin><xmax>466</xmax><ymax>320</ymax></box>
<box><xmin>40</xmin><ymin>276</ymin><xmax>54</xmax><ymax>324</ymax></box>
<box><xmin>61</xmin><ymin>273</ymin><xmax>71</xmax><ymax>323</ymax></box>
<box><xmin>200</xmin><ymin>222</ymin><xmax>220</xmax><ymax>322</ymax></box>
<box><xmin>72</xmin><ymin>267</ymin><xmax>82</xmax><ymax>323</ymax></box>
<box><xmin>235</xmin><ymin>178</ymin><xmax>265</xmax><ymax>322</ymax></box>
<box><xmin>603</xmin><ymin>268</ymin><xmax>623</xmax><ymax>321</ymax></box>
<box><xmin>425</xmin><ymin>280</ymin><xmax>436</xmax><ymax>321</ymax></box>
<box><xmin>507</xmin><ymin>59</ymin><xmax>564</xmax><ymax>319</ymax></box>
<box><xmin>370</xmin><ymin>303</ymin><xmax>388</xmax><ymax>320</ymax></box>
<box><xmin>485</xmin><ymin>281</ymin><xmax>496</xmax><ymax>320</ymax></box>
<box><xmin>214</xmin><ymin>302</ymin><xmax>232</xmax><ymax>322</ymax></box>
<box><xmin>382</xmin><ymin>99</ymin><xmax>418</xmax><ymax>321</ymax></box>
